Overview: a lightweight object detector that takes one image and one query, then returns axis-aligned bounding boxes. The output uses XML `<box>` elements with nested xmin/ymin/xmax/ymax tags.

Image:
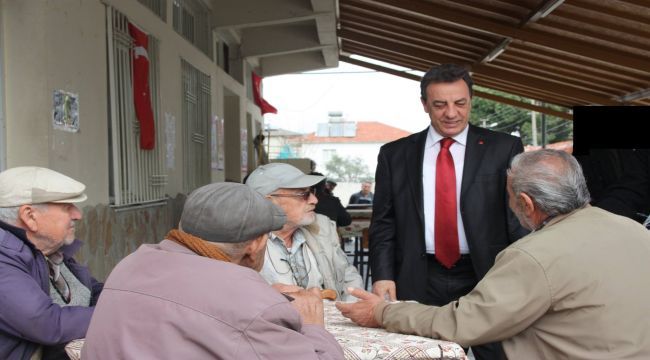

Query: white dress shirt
<box><xmin>423</xmin><ymin>125</ymin><xmax>470</xmax><ymax>254</ymax></box>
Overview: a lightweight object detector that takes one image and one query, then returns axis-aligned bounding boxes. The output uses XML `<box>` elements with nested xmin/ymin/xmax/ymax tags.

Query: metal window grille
<box><xmin>172</xmin><ymin>0</ymin><xmax>212</xmax><ymax>58</ymax></box>
<box><xmin>137</xmin><ymin>0</ymin><xmax>166</xmax><ymax>21</ymax></box>
<box><xmin>107</xmin><ymin>8</ymin><xmax>167</xmax><ymax>206</ymax></box>
<box><xmin>181</xmin><ymin>59</ymin><xmax>211</xmax><ymax>193</ymax></box>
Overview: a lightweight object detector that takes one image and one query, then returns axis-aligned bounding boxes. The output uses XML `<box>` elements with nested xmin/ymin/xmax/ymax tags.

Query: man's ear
<box><xmin>245</xmin><ymin>233</ymin><xmax>268</xmax><ymax>255</ymax></box>
<box><xmin>519</xmin><ymin>192</ymin><xmax>536</xmax><ymax>216</ymax></box>
<box><xmin>17</xmin><ymin>205</ymin><xmax>39</xmax><ymax>232</ymax></box>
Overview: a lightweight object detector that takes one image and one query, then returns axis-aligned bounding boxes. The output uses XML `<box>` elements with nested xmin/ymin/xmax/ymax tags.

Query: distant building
<box><xmin>264</xmin><ymin>128</ymin><xmax>303</xmax><ymax>159</ymax></box>
<box><xmin>297</xmin><ymin>120</ymin><xmax>411</xmax><ymax>176</ymax></box>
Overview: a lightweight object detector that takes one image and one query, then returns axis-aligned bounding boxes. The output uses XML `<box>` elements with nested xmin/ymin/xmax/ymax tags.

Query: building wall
<box><xmin>0</xmin><ymin>0</ymin><xmax>262</xmax><ymax>276</ymax></box>
<box><xmin>2</xmin><ymin>0</ymin><xmax>109</xmax><ymax>203</ymax></box>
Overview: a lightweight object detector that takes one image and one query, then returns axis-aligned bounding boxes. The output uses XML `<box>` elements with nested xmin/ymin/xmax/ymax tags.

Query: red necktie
<box><xmin>435</xmin><ymin>138</ymin><xmax>460</xmax><ymax>268</ymax></box>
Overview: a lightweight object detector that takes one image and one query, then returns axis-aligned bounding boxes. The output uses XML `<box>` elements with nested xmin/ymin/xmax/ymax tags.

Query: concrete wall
<box><xmin>2</xmin><ymin>0</ymin><xmax>109</xmax><ymax>203</ymax></box>
<box><xmin>0</xmin><ymin>0</ymin><xmax>263</xmax><ymax>276</ymax></box>
<box><xmin>75</xmin><ymin>195</ymin><xmax>186</xmax><ymax>281</ymax></box>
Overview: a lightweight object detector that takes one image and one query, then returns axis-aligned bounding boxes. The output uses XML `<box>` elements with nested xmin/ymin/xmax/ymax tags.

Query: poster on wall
<box><xmin>164</xmin><ymin>112</ymin><xmax>176</xmax><ymax>169</ymax></box>
<box><xmin>241</xmin><ymin>128</ymin><xmax>248</xmax><ymax>176</ymax></box>
<box><xmin>52</xmin><ymin>90</ymin><xmax>80</xmax><ymax>133</ymax></box>
<box><xmin>211</xmin><ymin>116</ymin><xmax>225</xmax><ymax>171</ymax></box>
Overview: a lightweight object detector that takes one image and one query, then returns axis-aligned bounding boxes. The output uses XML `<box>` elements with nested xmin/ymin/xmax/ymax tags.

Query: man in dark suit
<box><xmin>369</xmin><ymin>63</ymin><xmax>528</xmax><ymax>360</ymax></box>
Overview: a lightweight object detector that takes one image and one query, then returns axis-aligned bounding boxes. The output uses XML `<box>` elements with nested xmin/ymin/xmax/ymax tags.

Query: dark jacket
<box><xmin>348</xmin><ymin>191</ymin><xmax>373</xmax><ymax>205</ymax></box>
<box><xmin>315</xmin><ymin>194</ymin><xmax>352</xmax><ymax>227</ymax></box>
<box><xmin>577</xmin><ymin>149</ymin><xmax>650</xmax><ymax>222</ymax></box>
<box><xmin>369</xmin><ymin>125</ymin><xmax>528</xmax><ymax>302</ymax></box>
<box><xmin>0</xmin><ymin>220</ymin><xmax>102</xmax><ymax>360</ymax></box>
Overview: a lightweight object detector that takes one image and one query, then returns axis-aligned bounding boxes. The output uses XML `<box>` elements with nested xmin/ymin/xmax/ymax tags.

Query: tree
<box><xmin>324</xmin><ymin>154</ymin><xmax>372</xmax><ymax>182</ymax></box>
<box><xmin>470</xmin><ymin>87</ymin><xmax>572</xmax><ymax>146</ymax></box>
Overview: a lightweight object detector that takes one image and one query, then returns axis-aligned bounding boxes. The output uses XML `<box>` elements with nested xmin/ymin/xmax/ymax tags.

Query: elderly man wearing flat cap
<box><xmin>0</xmin><ymin>166</ymin><xmax>103</xmax><ymax>360</ymax></box>
<box><xmin>82</xmin><ymin>183</ymin><xmax>343</xmax><ymax>359</ymax></box>
<box><xmin>246</xmin><ymin>163</ymin><xmax>363</xmax><ymax>301</ymax></box>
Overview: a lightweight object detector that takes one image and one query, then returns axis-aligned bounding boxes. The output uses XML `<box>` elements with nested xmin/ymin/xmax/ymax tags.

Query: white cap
<box><xmin>245</xmin><ymin>163</ymin><xmax>324</xmax><ymax>196</ymax></box>
<box><xmin>0</xmin><ymin>167</ymin><xmax>87</xmax><ymax>207</ymax></box>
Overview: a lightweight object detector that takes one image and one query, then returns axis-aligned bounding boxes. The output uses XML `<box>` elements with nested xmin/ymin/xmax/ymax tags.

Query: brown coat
<box><xmin>376</xmin><ymin>206</ymin><xmax>650</xmax><ymax>359</ymax></box>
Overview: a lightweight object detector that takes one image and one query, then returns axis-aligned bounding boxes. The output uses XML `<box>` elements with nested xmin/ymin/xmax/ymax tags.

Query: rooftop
<box><xmin>299</xmin><ymin>121</ymin><xmax>412</xmax><ymax>144</ymax></box>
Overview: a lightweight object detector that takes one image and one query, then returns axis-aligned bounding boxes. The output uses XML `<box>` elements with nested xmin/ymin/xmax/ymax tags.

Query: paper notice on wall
<box><xmin>52</xmin><ymin>90</ymin><xmax>80</xmax><ymax>133</ymax></box>
<box><xmin>241</xmin><ymin>128</ymin><xmax>248</xmax><ymax>176</ymax></box>
<box><xmin>165</xmin><ymin>112</ymin><xmax>176</xmax><ymax>169</ymax></box>
<box><xmin>211</xmin><ymin>116</ymin><xmax>225</xmax><ymax>171</ymax></box>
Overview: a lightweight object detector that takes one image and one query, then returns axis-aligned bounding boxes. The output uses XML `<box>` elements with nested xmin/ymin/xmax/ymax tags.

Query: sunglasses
<box><xmin>269</xmin><ymin>187</ymin><xmax>316</xmax><ymax>201</ymax></box>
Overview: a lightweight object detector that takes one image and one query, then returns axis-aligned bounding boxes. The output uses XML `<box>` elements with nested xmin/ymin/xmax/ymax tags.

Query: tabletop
<box><xmin>324</xmin><ymin>301</ymin><xmax>467</xmax><ymax>360</ymax></box>
<box><xmin>65</xmin><ymin>301</ymin><xmax>467</xmax><ymax>360</ymax></box>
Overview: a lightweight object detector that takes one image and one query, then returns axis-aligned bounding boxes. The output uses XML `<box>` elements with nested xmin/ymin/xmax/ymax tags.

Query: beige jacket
<box><xmin>375</xmin><ymin>206</ymin><xmax>650</xmax><ymax>359</ymax></box>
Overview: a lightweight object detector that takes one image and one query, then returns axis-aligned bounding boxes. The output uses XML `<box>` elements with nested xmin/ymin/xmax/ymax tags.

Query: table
<box><xmin>338</xmin><ymin>219</ymin><xmax>370</xmax><ymax>238</ymax></box>
<box><xmin>324</xmin><ymin>301</ymin><xmax>467</xmax><ymax>360</ymax></box>
<box><xmin>65</xmin><ymin>339</ymin><xmax>83</xmax><ymax>360</ymax></box>
<box><xmin>65</xmin><ymin>302</ymin><xmax>467</xmax><ymax>360</ymax></box>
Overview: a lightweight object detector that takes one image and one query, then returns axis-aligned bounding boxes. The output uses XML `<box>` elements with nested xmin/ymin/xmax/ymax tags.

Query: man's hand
<box><xmin>336</xmin><ymin>288</ymin><xmax>384</xmax><ymax>328</ymax></box>
<box><xmin>372</xmin><ymin>280</ymin><xmax>396</xmax><ymax>301</ymax></box>
<box><xmin>287</xmin><ymin>288</ymin><xmax>325</xmax><ymax>326</ymax></box>
<box><xmin>271</xmin><ymin>283</ymin><xmax>304</xmax><ymax>294</ymax></box>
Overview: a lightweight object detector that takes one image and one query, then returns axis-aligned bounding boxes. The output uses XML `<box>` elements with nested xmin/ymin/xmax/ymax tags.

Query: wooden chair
<box><xmin>356</xmin><ymin>228</ymin><xmax>371</xmax><ymax>290</ymax></box>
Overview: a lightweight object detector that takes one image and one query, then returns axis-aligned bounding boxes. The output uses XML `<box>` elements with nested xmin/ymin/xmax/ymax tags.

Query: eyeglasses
<box><xmin>269</xmin><ymin>188</ymin><xmax>316</xmax><ymax>201</ymax></box>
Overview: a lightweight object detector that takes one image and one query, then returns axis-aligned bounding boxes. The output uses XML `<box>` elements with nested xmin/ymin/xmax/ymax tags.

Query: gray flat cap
<box><xmin>0</xmin><ymin>166</ymin><xmax>87</xmax><ymax>207</ymax></box>
<box><xmin>180</xmin><ymin>182</ymin><xmax>286</xmax><ymax>243</ymax></box>
<box><xmin>245</xmin><ymin>163</ymin><xmax>324</xmax><ymax>196</ymax></box>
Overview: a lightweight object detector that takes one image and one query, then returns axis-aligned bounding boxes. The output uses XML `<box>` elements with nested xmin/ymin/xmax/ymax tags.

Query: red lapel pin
<box><xmin>478</xmin><ymin>140</ymin><xmax>484</xmax><ymax>145</ymax></box>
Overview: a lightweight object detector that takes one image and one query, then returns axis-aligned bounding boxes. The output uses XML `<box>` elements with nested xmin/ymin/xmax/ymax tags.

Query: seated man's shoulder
<box><xmin>313</xmin><ymin>214</ymin><xmax>337</xmax><ymax>233</ymax></box>
<box><xmin>0</xmin><ymin>231</ymin><xmax>35</xmax><ymax>263</ymax></box>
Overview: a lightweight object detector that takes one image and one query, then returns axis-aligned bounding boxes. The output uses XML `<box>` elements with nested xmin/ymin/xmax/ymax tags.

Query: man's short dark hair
<box><xmin>420</xmin><ymin>63</ymin><xmax>474</xmax><ymax>100</ymax></box>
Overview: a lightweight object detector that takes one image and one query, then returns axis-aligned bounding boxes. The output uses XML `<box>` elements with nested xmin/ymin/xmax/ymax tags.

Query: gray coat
<box><xmin>303</xmin><ymin>214</ymin><xmax>364</xmax><ymax>301</ymax></box>
<box><xmin>261</xmin><ymin>214</ymin><xmax>363</xmax><ymax>301</ymax></box>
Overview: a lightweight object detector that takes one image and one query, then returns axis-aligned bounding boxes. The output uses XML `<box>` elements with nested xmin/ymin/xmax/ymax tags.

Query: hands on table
<box><xmin>271</xmin><ymin>283</ymin><xmax>324</xmax><ymax>326</ymax></box>
<box><xmin>270</xmin><ymin>282</ymin><xmax>387</xmax><ymax>328</ymax></box>
<box><xmin>372</xmin><ymin>280</ymin><xmax>396</xmax><ymax>301</ymax></box>
<box><xmin>335</xmin><ymin>287</ymin><xmax>385</xmax><ymax>328</ymax></box>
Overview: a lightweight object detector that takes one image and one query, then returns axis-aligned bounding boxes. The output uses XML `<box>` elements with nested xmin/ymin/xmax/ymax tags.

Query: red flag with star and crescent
<box><xmin>252</xmin><ymin>72</ymin><xmax>278</xmax><ymax>115</ymax></box>
<box><xmin>128</xmin><ymin>22</ymin><xmax>155</xmax><ymax>150</ymax></box>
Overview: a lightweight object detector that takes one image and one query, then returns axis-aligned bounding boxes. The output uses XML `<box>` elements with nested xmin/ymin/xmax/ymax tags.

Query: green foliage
<box><xmin>324</xmin><ymin>154</ymin><xmax>372</xmax><ymax>182</ymax></box>
<box><xmin>470</xmin><ymin>87</ymin><xmax>572</xmax><ymax>146</ymax></box>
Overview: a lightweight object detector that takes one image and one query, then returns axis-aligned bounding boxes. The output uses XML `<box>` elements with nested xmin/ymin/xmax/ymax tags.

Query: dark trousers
<box><xmin>425</xmin><ymin>255</ymin><xmax>506</xmax><ymax>360</ymax></box>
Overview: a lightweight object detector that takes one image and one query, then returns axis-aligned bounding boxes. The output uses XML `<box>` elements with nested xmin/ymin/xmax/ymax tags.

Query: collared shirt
<box><xmin>260</xmin><ymin>229</ymin><xmax>324</xmax><ymax>289</ymax></box>
<box><xmin>423</xmin><ymin>125</ymin><xmax>470</xmax><ymax>254</ymax></box>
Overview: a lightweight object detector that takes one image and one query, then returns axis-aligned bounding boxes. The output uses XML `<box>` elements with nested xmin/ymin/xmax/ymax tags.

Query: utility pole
<box><xmin>541</xmin><ymin>110</ymin><xmax>547</xmax><ymax>148</ymax></box>
<box><xmin>531</xmin><ymin>100</ymin><xmax>538</xmax><ymax>147</ymax></box>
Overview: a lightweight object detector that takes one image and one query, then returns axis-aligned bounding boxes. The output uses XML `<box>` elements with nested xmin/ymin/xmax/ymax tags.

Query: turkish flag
<box><xmin>128</xmin><ymin>22</ymin><xmax>155</xmax><ymax>150</ymax></box>
<box><xmin>252</xmin><ymin>72</ymin><xmax>277</xmax><ymax>115</ymax></box>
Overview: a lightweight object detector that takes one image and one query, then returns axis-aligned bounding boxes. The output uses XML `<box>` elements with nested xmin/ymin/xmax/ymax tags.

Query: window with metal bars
<box><xmin>137</xmin><ymin>0</ymin><xmax>166</xmax><ymax>21</ymax></box>
<box><xmin>181</xmin><ymin>59</ymin><xmax>211</xmax><ymax>193</ymax></box>
<box><xmin>107</xmin><ymin>8</ymin><xmax>167</xmax><ymax>206</ymax></box>
<box><xmin>172</xmin><ymin>0</ymin><xmax>212</xmax><ymax>59</ymax></box>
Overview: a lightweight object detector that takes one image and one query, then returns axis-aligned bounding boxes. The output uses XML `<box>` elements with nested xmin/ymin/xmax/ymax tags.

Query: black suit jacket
<box><xmin>369</xmin><ymin>125</ymin><xmax>528</xmax><ymax>302</ymax></box>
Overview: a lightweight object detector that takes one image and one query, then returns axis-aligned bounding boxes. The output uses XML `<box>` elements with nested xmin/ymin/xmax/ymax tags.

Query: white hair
<box><xmin>0</xmin><ymin>204</ymin><xmax>50</xmax><ymax>225</ymax></box>
<box><xmin>0</xmin><ymin>206</ymin><xmax>20</xmax><ymax>224</ymax></box>
<box><xmin>508</xmin><ymin>149</ymin><xmax>590</xmax><ymax>216</ymax></box>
